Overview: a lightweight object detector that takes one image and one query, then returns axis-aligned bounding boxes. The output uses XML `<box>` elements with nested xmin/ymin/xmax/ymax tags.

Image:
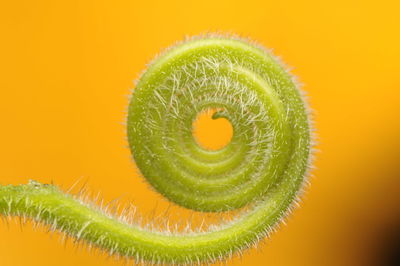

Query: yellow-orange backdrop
<box><xmin>1</xmin><ymin>1</ymin><xmax>399</xmax><ymax>266</ymax></box>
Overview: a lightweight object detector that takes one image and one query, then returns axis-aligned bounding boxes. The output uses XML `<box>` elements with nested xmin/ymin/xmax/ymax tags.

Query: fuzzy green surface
<box><xmin>0</xmin><ymin>36</ymin><xmax>312</xmax><ymax>265</ymax></box>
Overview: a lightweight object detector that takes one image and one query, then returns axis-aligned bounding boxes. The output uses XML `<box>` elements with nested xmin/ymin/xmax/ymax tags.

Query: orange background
<box><xmin>1</xmin><ymin>1</ymin><xmax>399</xmax><ymax>266</ymax></box>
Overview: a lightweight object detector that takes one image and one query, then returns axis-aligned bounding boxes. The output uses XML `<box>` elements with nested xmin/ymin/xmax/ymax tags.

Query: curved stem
<box><xmin>0</xmin><ymin>35</ymin><xmax>312</xmax><ymax>265</ymax></box>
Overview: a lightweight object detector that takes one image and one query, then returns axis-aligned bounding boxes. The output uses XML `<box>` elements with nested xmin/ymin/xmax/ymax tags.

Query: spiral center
<box><xmin>192</xmin><ymin>108</ymin><xmax>233</xmax><ymax>151</ymax></box>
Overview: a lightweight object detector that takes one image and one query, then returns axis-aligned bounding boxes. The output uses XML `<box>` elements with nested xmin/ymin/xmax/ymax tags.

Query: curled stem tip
<box><xmin>0</xmin><ymin>35</ymin><xmax>313</xmax><ymax>265</ymax></box>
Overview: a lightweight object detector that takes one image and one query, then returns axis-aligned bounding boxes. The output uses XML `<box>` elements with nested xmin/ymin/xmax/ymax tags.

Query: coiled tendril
<box><xmin>0</xmin><ymin>36</ymin><xmax>312</xmax><ymax>265</ymax></box>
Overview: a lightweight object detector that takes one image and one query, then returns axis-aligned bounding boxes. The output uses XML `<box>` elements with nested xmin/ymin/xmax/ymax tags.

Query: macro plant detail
<box><xmin>0</xmin><ymin>36</ymin><xmax>312</xmax><ymax>265</ymax></box>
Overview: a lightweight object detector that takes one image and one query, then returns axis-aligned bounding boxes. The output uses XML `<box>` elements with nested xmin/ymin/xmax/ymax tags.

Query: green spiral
<box><xmin>0</xmin><ymin>35</ymin><xmax>312</xmax><ymax>264</ymax></box>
